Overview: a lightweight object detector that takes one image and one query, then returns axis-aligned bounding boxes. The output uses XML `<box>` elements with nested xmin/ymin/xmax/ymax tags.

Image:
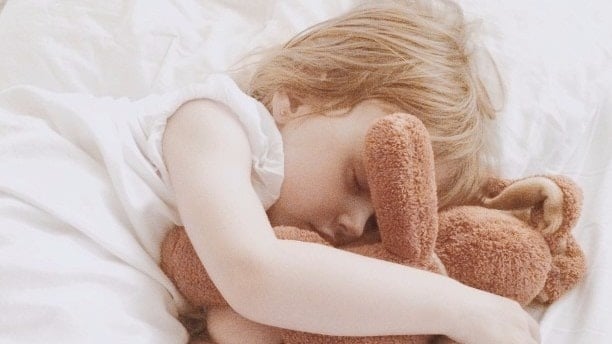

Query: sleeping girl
<box><xmin>163</xmin><ymin>1</ymin><xmax>540</xmax><ymax>343</ymax></box>
<box><xmin>0</xmin><ymin>0</ymin><xmax>540</xmax><ymax>343</ymax></box>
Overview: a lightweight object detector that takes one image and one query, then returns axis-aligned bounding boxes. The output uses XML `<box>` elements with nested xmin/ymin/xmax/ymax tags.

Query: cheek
<box><xmin>280</xmin><ymin>156</ymin><xmax>344</xmax><ymax>218</ymax></box>
<box><xmin>277</xmin><ymin>122</ymin><xmax>349</xmax><ymax>221</ymax></box>
<box><xmin>281</xmin><ymin>164</ymin><xmax>324</xmax><ymax>209</ymax></box>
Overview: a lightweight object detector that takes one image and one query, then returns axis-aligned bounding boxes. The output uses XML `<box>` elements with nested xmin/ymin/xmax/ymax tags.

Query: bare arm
<box><xmin>162</xmin><ymin>100</ymin><xmax>539</xmax><ymax>343</ymax></box>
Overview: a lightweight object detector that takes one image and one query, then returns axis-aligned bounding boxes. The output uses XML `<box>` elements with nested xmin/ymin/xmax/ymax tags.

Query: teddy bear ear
<box><xmin>364</xmin><ymin>113</ymin><xmax>439</xmax><ymax>266</ymax></box>
<box><xmin>483</xmin><ymin>175</ymin><xmax>583</xmax><ymax>255</ymax></box>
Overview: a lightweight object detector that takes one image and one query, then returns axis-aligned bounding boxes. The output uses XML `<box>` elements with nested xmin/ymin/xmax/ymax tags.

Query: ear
<box><xmin>271</xmin><ymin>91</ymin><xmax>312</xmax><ymax>125</ymax></box>
<box><xmin>483</xmin><ymin>175</ymin><xmax>583</xmax><ymax>255</ymax></box>
<box><xmin>365</xmin><ymin>113</ymin><xmax>441</xmax><ymax>271</ymax></box>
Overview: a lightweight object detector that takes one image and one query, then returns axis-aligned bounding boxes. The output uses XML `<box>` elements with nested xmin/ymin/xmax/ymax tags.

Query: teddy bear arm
<box><xmin>364</xmin><ymin>113</ymin><xmax>439</xmax><ymax>270</ymax></box>
<box><xmin>160</xmin><ymin>227</ymin><xmax>227</xmax><ymax>307</ymax></box>
<box><xmin>160</xmin><ymin>226</ymin><xmax>330</xmax><ymax>308</ymax></box>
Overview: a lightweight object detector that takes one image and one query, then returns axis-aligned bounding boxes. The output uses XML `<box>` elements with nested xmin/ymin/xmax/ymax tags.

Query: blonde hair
<box><xmin>248</xmin><ymin>0</ymin><xmax>502</xmax><ymax>209</ymax></box>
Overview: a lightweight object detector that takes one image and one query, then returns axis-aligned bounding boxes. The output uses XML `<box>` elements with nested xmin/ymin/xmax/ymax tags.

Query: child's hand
<box><xmin>448</xmin><ymin>289</ymin><xmax>541</xmax><ymax>344</ymax></box>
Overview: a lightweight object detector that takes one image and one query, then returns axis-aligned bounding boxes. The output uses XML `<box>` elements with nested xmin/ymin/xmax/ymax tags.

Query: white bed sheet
<box><xmin>0</xmin><ymin>0</ymin><xmax>610</xmax><ymax>343</ymax></box>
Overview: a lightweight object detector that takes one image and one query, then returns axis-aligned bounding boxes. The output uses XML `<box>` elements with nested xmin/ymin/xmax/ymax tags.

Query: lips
<box><xmin>271</xmin><ymin>217</ymin><xmax>356</xmax><ymax>247</ymax></box>
<box><xmin>301</xmin><ymin>222</ymin><xmax>341</xmax><ymax>246</ymax></box>
<box><xmin>311</xmin><ymin>226</ymin><xmax>360</xmax><ymax>247</ymax></box>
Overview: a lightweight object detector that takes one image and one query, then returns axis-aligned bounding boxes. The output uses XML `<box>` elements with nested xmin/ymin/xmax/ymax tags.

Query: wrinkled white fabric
<box><xmin>0</xmin><ymin>74</ymin><xmax>283</xmax><ymax>343</ymax></box>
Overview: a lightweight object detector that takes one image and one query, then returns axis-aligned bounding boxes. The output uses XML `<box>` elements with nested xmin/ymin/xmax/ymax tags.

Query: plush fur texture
<box><xmin>160</xmin><ymin>113</ymin><xmax>586</xmax><ymax>344</ymax></box>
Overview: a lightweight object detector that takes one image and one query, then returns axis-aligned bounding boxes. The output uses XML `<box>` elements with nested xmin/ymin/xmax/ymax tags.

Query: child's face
<box><xmin>266</xmin><ymin>100</ymin><xmax>391</xmax><ymax>246</ymax></box>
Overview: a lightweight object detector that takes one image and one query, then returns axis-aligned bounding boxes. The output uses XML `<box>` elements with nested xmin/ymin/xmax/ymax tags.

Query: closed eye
<box><xmin>349</xmin><ymin>157</ymin><xmax>369</xmax><ymax>194</ymax></box>
<box><xmin>353</xmin><ymin>168</ymin><xmax>362</xmax><ymax>192</ymax></box>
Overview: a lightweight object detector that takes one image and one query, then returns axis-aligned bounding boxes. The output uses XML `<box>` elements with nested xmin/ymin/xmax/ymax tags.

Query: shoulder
<box><xmin>165</xmin><ymin>98</ymin><xmax>246</xmax><ymax>142</ymax></box>
<box><xmin>162</xmin><ymin>98</ymin><xmax>252</xmax><ymax>173</ymax></box>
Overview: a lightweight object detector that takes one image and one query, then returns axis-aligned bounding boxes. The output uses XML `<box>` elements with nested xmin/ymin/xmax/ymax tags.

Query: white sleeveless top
<box><xmin>135</xmin><ymin>73</ymin><xmax>284</xmax><ymax>216</ymax></box>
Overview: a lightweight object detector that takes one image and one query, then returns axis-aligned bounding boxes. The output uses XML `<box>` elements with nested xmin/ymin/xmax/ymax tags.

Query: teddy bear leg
<box><xmin>535</xmin><ymin>236</ymin><xmax>587</xmax><ymax>304</ymax></box>
<box><xmin>206</xmin><ymin>306</ymin><xmax>283</xmax><ymax>344</ymax></box>
<box><xmin>437</xmin><ymin>207</ymin><xmax>552</xmax><ymax>306</ymax></box>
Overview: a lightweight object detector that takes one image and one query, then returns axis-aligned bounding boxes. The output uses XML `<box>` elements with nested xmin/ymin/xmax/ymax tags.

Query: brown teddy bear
<box><xmin>160</xmin><ymin>113</ymin><xmax>586</xmax><ymax>344</ymax></box>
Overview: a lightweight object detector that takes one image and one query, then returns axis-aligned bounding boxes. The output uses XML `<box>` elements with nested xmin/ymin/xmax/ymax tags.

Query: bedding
<box><xmin>0</xmin><ymin>73</ymin><xmax>282</xmax><ymax>343</ymax></box>
<box><xmin>0</xmin><ymin>0</ymin><xmax>610</xmax><ymax>343</ymax></box>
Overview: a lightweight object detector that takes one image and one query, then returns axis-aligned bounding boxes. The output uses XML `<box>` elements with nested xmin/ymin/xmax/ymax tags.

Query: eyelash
<box><xmin>353</xmin><ymin>169</ymin><xmax>361</xmax><ymax>192</ymax></box>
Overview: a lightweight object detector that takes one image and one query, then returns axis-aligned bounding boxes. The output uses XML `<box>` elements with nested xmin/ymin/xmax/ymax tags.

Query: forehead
<box><xmin>286</xmin><ymin>99</ymin><xmax>396</xmax><ymax>154</ymax></box>
<box><xmin>335</xmin><ymin>99</ymin><xmax>396</xmax><ymax>139</ymax></box>
<box><xmin>342</xmin><ymin>99</ymin><xmax>398</xmax><ymax>118</ymax></box>
<box><xmin>325</xmin><ymin>100</ymin><xmax>395</xmax><ymax>161</ymax></box>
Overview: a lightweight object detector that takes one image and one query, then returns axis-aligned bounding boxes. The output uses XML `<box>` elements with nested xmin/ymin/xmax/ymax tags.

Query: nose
<box><xmin>332</xmin><ymin>201</ymin><xmax>374</xmax><ymax>244</ymax></box>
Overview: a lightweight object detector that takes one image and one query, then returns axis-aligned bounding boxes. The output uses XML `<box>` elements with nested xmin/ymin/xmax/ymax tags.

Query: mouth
<box><xmin>304</xmin><ymin>223</ymin><xmax>343</xmax><ymax>246</ymax></box>
<box><xmin>282</xmin><ymin>220</ymin><xmax>372</xmax><ymax>247</ymax></box>
<box><xmin>312</xmin><ymin>226</ymin><xmax>367</xmax><ymax>247</ymax></box>
<box><xmin>317</xmin><ymin>231</ymin><xmax>342</xmax><ymax>246</ymax></box>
